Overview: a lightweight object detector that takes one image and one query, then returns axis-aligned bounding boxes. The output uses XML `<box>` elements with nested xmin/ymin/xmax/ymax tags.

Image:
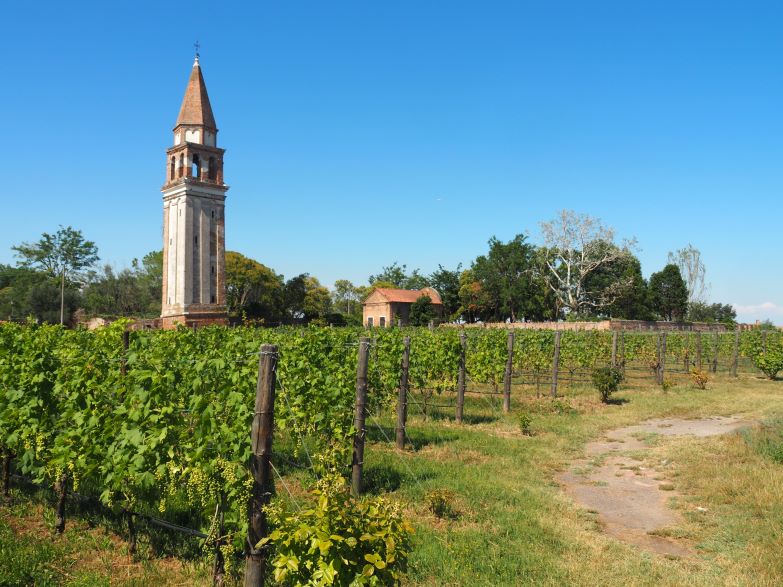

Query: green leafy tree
<box><xmin>471</xmin><ymin>235</ymin><xmax>539</xmax><ymax>322</ymax></box>
<box><xmin>303</xmin><ymin>276</ymin><xmax>332</xmax><ymax>322</ymax></box>
<box><xmin>649</xmin><ymin>264</ymin><xmax>689</xmax><ymax>321</ymax></box>
<box><xmin>429</xmin><ymin>264</ymin><xmax>462</xmax><ymax>320</ymax></box>
<box><xmin>409</xmin><ymin>295</ymin><xmax>436</xmax><ymax>326</ymax></box>
<box><xmin>332</xmin><ymin>279</ymin><xmax>361</xmax><ymax>316</ymax></box>
<box><xmin>584</xmin><ymin>253</ymin><xmax>653</xmax><ymax>320</ymax></box>
<box><xmin>457</xmin><ymin>268</ymin><xmax>493</xmax><ymax>323</ymax></box>
<box><xmin>12</xmin><ymin>226</ymin><xmax>99</xmax><ymax>324</ymax></box>
<box><xmin>369</xmin><ymin>262</ymin><xmax>430</xmax><ymax>290</ymax></box>
<box><xmin>688</xmin><ymin>302</ymin><xmax>736</xmax><ymax>324</ymax></box>
<box><xmin>225</xmin><ymin>251</ymin><xmax>284</xmax><ymax>323</ymax></box>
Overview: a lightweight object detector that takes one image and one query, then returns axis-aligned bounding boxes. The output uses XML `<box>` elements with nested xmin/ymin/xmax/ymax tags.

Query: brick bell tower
<box><xmin>160</xmin><ymin>53</ymin><xmax>228</xmax><ymax>328</ymax></box>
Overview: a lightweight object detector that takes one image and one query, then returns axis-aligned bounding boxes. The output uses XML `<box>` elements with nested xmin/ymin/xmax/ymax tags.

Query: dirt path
<box><xmin>557</xmin><ymin>416</ymin><xmax>748</xmax><ymax>557</ymax></box>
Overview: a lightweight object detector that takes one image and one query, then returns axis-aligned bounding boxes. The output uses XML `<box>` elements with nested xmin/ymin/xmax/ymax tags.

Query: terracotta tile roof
<box><xmin>176</xmin><ymin>58</ymin><xmax>217</xmax><ymax>130</ymax></box>
<box><xmin>371</xmin><ymin>287</ymin><xmax>442</xmax><ymax>305</ymax></box>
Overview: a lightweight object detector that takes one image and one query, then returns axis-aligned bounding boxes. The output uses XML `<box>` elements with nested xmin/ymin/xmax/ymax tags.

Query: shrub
<box><xmin>425</xmin><ymin>489</ymin><xmax>458</xmax><ymax>519</ymax></box>
<box><xmin>261</xmin><ymin>474</ymin><xmax>413</xmax><ymax>585</ymax></box>
<box><xmin>518</xmin><ymin>412</ymin><xmax>533</xmax><ymax>436</ymax></box>
<box><xmin>754</xmin><ymin>349</ymin><xmax>783</xmax><ymax>380</ymax></box>
<box><xmin>661</xmin><ymin>378</ymin><xmax>674</xmax><ymax>392</ymax></box>
<box><xmin>592</xmin><ymin>366</ymin><xmax>623</xmax><ymax>403</ymax></box>
<box><xmin>691</xmin><ymin>369</ymin><xmax>709</xmax><ymax>390</ymax></box>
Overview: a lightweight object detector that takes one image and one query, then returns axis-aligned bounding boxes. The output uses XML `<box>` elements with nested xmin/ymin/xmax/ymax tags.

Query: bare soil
<box><xmin>557</xmin><ymin>415</ymin><xmax>748</xmax><ymax>557</ymax></box>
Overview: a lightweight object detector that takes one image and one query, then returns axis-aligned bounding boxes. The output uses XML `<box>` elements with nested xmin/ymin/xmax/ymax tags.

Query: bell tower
<box><xmin>160</xmin><ymin>53</ymin><xmax>228</xmax><ymax>328</ymax></box>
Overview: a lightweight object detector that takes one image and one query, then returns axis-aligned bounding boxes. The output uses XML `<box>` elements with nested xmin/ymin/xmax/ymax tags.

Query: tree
<box><xmin>539</xmin><ymin>210</ymin><xmax>636</xmax><ymax>315</ymax></box>
<box><xmin>668</xmin><ymin>244</ymin><xmax>707</xmax><ymax>304</ymax></box>
<box><xmin>224</xmin><ymin>251</ymin><xmax>284</xmax><ymax>323</ymax></box>
<box><xmin>12</xmin><ymin>226</ymin><xmax>99</xmax><ymax>324</ymax></box>
<box><xmin>369</xmin><ymin>262</ymin><xmax>430</xmax><ymax>290</ymax></box>
<box><xmin>302</xmin><ymin>276</ymin><xmax>332</xmax><ymax>322</ymax></box>
<box><xmin>648</xmin><ymin>264</ymin><xmax>688</xmax><ymax>321</ymax></box>
<box><xmin>82</xmin><ymin>250</ymin><xmax>163</xmax><ymax>318</ymax></box>
<box><xmin>471</xmin><ymin>235</ymin><xmax>539</xmax><ymax>322</ymax></box>
<box><xmin>583</xmin><ymin>252</ymin><xmax>653</xmax><ymax>320</ymax></box>
<box><xmin>428</xmin><ymin>264</ymin><xmax>462</xmax><ymax>321</ymax></box>
<box><xmin>457</xmin><ymin>268</ymin><xmax>492</xmax><ymax>323</ymax></box>
<box><xmin>687</xmin><ymin>302</ymin><xmax>736</xmax><ymax>324</ymax></box>
<box><xmin>332</xmin><ymin>280</ymin><xmax>361</xmax><ymax>316</ymax></box>
<box><xmin>409</xmin><ymin>295</ymin><xmax>436</xmax><ymax>326</ymax></box>
<box><xmin>0</xmin><ymin>264</ymin><xmax>81</xmax><ymax>323</ymax></box>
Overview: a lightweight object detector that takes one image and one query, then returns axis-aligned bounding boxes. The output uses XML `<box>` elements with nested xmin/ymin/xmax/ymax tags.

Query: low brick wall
<box><xmin>446</xmin><ymin>319</ymin><xmax>727</xmax><ymax>332</ymax></box>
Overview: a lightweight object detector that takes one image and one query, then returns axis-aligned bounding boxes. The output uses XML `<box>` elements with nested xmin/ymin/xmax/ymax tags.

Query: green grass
<box><xmin>359</xmin><ymin>375</ymin><xmax>783</xmax><ymax>586</ymax></box>
<box><xmin>0</xmin><ymin>494</ymin><xmax>210</xmax><ymax>586</ymax></box>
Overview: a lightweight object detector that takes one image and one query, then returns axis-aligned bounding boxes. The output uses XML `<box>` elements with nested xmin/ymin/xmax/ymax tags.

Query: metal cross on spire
<box><xmin>194</xmin><ymin>40</ymin><xmax>200</xmax><ymax>60</ymax></box>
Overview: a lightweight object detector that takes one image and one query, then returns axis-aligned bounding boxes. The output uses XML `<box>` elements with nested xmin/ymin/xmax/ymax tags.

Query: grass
<box><xmin>1</xmin><ymin>374</ymin><xmax>782</xmax><ymax>586</ymax></box>
<box><xmin>360</xmin><ymin>374</ymin><xmax>783</xmax><ymax>586</ymax></box>
<box><xmin>0</xmin><ymin>490</ymin><xmax>210</xmax><ymax>586</ymax></box>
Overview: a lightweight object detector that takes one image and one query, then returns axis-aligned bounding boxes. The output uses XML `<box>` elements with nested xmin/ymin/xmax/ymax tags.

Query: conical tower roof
<box><xmin>175</xmin><ymin>57</ymin><xmax>217</xmax><ymax>130</ymax></box>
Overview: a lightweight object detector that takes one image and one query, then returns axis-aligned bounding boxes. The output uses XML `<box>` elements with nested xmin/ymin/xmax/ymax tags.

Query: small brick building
<box><xmin>362</xmin><ymin>287</ymin><xmax>443</xmax><ymax>327</ymax></box>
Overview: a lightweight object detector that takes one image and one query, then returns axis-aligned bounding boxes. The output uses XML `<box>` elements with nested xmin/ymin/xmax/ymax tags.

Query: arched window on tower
<box><xmin>178</xmin><ymin>154</ymin><xmax>185</xmax><ymax>178</ymax></box>
<box><xmin>208</xmin><ymin>157</ymin><xmax>217</xmax><ymax>180</ymax></box>
<box><xmin>170</xmin><ymin>156</ymin><xmax>175</xmax><ymax>180</ymax></box>
<box><xmin>192</xmin><ymin>154</ymin><xmax>201</xmax><ymax>179</ymax></box>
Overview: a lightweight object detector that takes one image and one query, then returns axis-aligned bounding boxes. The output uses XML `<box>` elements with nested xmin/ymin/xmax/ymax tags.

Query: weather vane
<box><xmin>194</xmin><ymin>40</ymin><xmax>200</xmax><ymax>59</ymax></box>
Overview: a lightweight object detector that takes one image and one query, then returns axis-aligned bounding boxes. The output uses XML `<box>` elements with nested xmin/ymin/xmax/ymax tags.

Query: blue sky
<box><xmin>1</xmin><ymin>1</ymin><xmax>781</xmax><ymax>323</ymax></box>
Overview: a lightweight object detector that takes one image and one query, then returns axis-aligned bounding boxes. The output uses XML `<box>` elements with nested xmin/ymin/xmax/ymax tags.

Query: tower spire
<box><xmin>175</xmin><ymin>50</ymin><xmax>216</xmax><ymax>130</ymax></box>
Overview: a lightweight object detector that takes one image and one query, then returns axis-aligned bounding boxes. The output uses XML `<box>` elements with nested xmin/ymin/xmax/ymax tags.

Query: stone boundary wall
<box><xmin>447</xmin><ymin>319</ymin><xmax>728</xmax><ymax>332</ymax></box>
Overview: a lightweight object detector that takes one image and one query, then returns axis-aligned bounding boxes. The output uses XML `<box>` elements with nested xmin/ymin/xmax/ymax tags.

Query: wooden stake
<box><xmin>611</xmin><ymin>331</ymin><xmax>618</xmax><ymax>369</ymax></box>
<box><xmin>126</xmin><ymin>509</ymin><xmax>137</xmax><ymax>556</ymax></box>
<box><xmin>731</xmin><ymin>329</ymin><xmax>740</xmax><ymax>377</ymax></box>
<box><xmin>696</xmin><ymin>331</ymin><xmax>703</xmax><ymax>371</ymax></box>
<box><xmin>396</xmin><ymin>337</ymin><xmax>410</xmax><ymax>450</ymax></box>
<box><xmin>213</xmin><ymin>494</ymin><xmax>226</xmax><ymax>587</ymax></box>
<box><xmin>551</xmin><ymin>331</ymin><xmax>561</xmax><ymax>398</ymax></box>
<box><xmin>503</xmin><ymin>331</ymin><xmax>514</xmax><ymax>413</ymax></box>
<box><xmin>55</xmin><ymin>472</ymin><xmax>67</xmax><ymax>533</ymax></box>
<box><xmin>244</xmin><ymin>344</ymin><xmax>278</xmax><ymax>587</ymax></box>
<box><xmin>351</xmin><ymin>338</ymin><xmax>370</xmax><ymax>497</ymax></box>
<box><xmin>2</xmin><ymin>449</ymin><xmax>10</xmax><ymax>498</ymax></box>
<box><xmin>712</xmin><ymin>332</ymin><xmax>719</xmax><ymax>373</ymax></box>
<box><xmin>659</xmin><ymin>333</ymin><xmax>667</xmax><ymax>385</ymax></box>
<box><xmin>120</xmin><ymin>330</ymin><xmax>130</xmax><ymax>377</ymax></box>
<box><xmin>456</xmin><ymin>332</ymin><xmax>466</xmax><ymax>424</ymax></box>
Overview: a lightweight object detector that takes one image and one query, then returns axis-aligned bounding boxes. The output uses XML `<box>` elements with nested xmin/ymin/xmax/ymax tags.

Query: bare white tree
<box><xmin>667</xmin><ymin>244</ymin><xmax>708</xmax><ymax>304</ymax></box>
<box><xmin>539</xmin><ymin>210</ymin><xmax>637</xmax><ymax>315</ymax></box>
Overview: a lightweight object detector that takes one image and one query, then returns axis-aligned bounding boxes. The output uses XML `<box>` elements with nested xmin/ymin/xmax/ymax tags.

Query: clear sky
<box><xmin>1</xmin><ymin>1</ymin><xmax>781</xmax><ymax>324</ymax></box>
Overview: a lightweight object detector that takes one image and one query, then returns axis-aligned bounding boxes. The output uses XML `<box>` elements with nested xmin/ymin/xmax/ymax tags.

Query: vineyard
<box><xmin>0</xmin><ymin>322</ymin><xmax>781</xmax><ymax>585</ymax></box>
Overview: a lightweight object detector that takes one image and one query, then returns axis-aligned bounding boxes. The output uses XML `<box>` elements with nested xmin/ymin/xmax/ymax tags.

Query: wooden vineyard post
<box><xmin>712</xmin><ymin>332</ymin><xmax>719</xmax><ymax>374</ymax></box>
<box><xmin>731</xmin><ymin>329</ymin><xmax>740</xmax><ymax>378</ymax></box>
<box><xmin>120</xmin><ymin>330</ymin><xmax>130</xmax><ymax>377</ymax></box>
<box><xmin>214</xmin><ymin>493</ymin><xmax>226</xmax><ymax>586</ymax></box>
<box><xmin>503</xmin><ymin>331</ymin><xmax>514</xmax><ymax>413</ymax></box>
<box><xmin>352</xmin><ymin>338</ymin><xmax>370</xmax><ymax>497</ymax></box>
<box><xmin>456</xmin><ymin>332</ymin><xmax>466</xmax><ymax>424</ymax></box>
<box><xmin>684</xmin><ymin>333</ymin><xmax>690</xmax><ymax>373</ymax></box>
<box><xmin>54</xmin><ymin>471</ymin><xmax>68</xmax><ymax>533</ymax></box>
<box><xmin>126</xmin><ymin>510</ymin><xmax>137</xmax><ymax>556</ymax></box>
<box><xmin>762</xmin><ymin>331</ymin><xmax>768</xmax><ymax>357</ymax></box>
<box><xmin>2</xmin><ymin>449</ymin><xmax>10</xmax><ymax>498</ymax></box>
<box><xmin>396</xmin><ymin>336</ymin><xmax>410</xmax><ymax>450</ymax></box>
<box><xmin>620</xmin><ymin>332</ymin><xmax>626</xmax><ymax>376</ymax></box>
<box><xmin>659</xmin><ymin>333</ymin><xmax>667</xmax><ymax>385</ymax></box>
<box><xmin>611</xmin><ymin>331</ymin><xmax>618</xmax><ymax>369</ymax></box>
<box><xmin>245</xmin><ymin>343</ymin><xmax>278</xmax><ymax>587</ymax></box>
<box><xmin>696</xmin><ymin>332</ymin><xmax>703</xmax><ymax>371</ymax></box>
<box><xmin>551</xmin><ymin>331</ymin><xmax>561</xmax><ymax>398</ymax></box>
